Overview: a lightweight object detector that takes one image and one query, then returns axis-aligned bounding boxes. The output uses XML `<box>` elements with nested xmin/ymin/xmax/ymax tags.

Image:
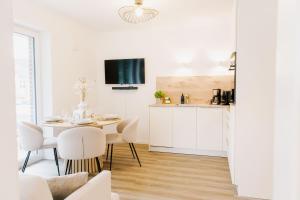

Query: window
<box><xmin>13</xmin><ymin>30</ymin><xmax>38</xmax><ymax>159</ymax></box>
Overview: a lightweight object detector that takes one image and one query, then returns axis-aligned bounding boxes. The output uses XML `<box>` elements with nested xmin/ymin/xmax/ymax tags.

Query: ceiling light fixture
<box><xmin>119</xmin><ymin>0</ymin><xmax>159</xmax><ymax>24</ymax></box>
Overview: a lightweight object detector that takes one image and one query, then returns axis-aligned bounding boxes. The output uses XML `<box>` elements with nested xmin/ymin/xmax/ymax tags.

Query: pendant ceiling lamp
<box><xmin>119</xmin><ymin>0</ymin><xmax>159</xmax><ymax>24</ymax></box>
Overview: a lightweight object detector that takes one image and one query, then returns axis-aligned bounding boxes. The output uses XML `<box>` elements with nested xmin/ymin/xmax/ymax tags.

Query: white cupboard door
<box><xmin>197</xmin><ymin>108</ymin><xmax>223</xmax><ymax>151</ymax></box>
<box><xmin>222</xmin><ymin>109</ymin><xmax>230</xmax><ymax>152</ymax></box>
<box><xmin>149</xmin><ymin>107</ymin><xmax>173</xmax><ymax>147</ymax></box>
<box><xmin>228</xmin><ymin>105</ymin><xmax>236</xmax><ymax>184</ymax></box>
<box><xmin>173</xmin><ymin>107</ymin><xmax>197</xmax><ymax>149</ymax></box>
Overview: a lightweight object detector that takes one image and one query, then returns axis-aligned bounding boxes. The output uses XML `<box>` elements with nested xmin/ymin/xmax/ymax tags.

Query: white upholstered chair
<box><xmin>19</xmin><ymin>171</ymin><xmax>120</xmax><ymax>200</ymax></box>
<box><xmin>57</xmin><ymin>127</ymin><xmax>106</xmax><ymax>175</ymax></box>
<box><xmin>19</xmin><ymin>122</ymin><xmax>60</xmax><ymax>175</ymax></box>
<box><xmin>106</xmin><ymin>117</ymin><xmax>141</xmax><ymax>170</ymax></box>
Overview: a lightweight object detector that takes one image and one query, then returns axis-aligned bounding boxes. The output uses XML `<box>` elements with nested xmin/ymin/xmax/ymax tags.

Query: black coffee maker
<box><xmin>221</xmin><ymin>91</ymin><xmax>231</xmax><ymax>105</ymax></box>
<box><xmin>211</xmin><ymin>89</ymin><xmax>221</xmax><ymax>105</ymax></box>
<box><xmin>220</xmin><ymin>89</ymin><xmax>235</xmax><ymax>105</ymax></box>
<box><xmin>229</xmin><ymin>89</ymin><xmax>235</xmax><ymax>103</ymax></box>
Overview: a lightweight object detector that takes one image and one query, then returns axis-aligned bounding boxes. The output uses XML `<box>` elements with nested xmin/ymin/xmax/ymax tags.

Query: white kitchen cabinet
<box><xmin>149</xmin><ymin>105</ymin><xmax>226</xmax><ymax>156</ymax></box>
<box><xmin>197</xmin><ymin>107</ymin><xmax>223</xmax><ymax>151</ymax></box>
<box><xmin>227</xmin><ymin>105</ymin><xmax>236</xmax><ymax>184</ymax></box>
<box><xmin>222</xmin><ymin>109</ymin><xmax>230</xmax><ymax>152</ymax></box>
<box><xmin>149</xmin><ymin>107</ymin><xmax>173</xmax><ymax>147</ymax></box>
<box><xmin>173</xmin><ymin>107</ymin><xmax>197</xmax><ymax>149</ymax></box>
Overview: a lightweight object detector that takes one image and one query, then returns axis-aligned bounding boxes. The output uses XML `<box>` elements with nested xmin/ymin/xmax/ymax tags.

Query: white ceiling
<box><xmin>33</xmin><ymin>0</ymin><xmax>234</xmax><ymax>31</ymax></box>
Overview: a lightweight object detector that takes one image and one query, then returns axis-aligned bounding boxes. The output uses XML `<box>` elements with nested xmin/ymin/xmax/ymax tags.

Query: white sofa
<box><xmin>19</xmin><ymin>171</ymin><xmax>119</xmax><ymax>200</ymax></box>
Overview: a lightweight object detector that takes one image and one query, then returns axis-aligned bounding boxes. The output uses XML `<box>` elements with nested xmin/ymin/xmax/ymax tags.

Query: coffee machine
<box><xmin>221</xmin><ymin>91</ymin><xmax>231</xmax><ymax>105</ymax></box>
<box><xmin>220</xmin><ymin>89</ymin><xmax>235</xmax><ymax>105</ymax></box>
<box><xmin>229</xmin><ymin>89</ymin><xmax>235</xmax><ymax>103</ymax></box>
<box><xmin>211</xmin><ymin>89</ymin><xmax>221</xmax><ymax>105</ymax></box>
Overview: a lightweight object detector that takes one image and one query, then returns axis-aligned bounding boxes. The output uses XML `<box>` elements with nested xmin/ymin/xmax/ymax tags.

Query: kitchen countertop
<box><xmin>149</xmin><ymin>103</ymin><xmax>229</xmax><ymax>108</ymax></box>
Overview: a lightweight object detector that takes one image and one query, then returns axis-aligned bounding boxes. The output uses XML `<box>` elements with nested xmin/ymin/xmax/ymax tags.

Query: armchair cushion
<box><xmin>19</xmin><ymin>174</ymin><xmax>53</xmax><ymax>200</ymax></box>
<box><xmin>65</xmin><ymin>171</ymin><xmax>119</xmax><ymax>200</ymax></box>
<box><xmin>19</xmin><ymin>171</ymin><xmax>118</xmax><ymax>200</ymax></box>
<box><xmin>46</xmin><ymin>172</ymin><xmax>88</xmax><ymax>200</ymax></box>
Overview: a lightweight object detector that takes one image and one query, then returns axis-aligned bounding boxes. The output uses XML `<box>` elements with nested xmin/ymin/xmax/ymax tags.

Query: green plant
<box><xmin>154</xmin><ymin>90</ymin><xmax>166</xmax><ymax>99</ymax></box>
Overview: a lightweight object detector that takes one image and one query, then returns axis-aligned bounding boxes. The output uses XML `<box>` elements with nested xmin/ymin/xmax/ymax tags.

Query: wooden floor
<box><xmin>102</xmin><ymin>144</ymin><xmax>236</xmax><ymax>200</ymax></box>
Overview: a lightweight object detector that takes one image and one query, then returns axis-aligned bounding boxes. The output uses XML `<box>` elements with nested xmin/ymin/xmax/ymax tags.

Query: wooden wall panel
<box><xmin>156</xmin><ymin>75</ymin><xmax>234</xmax><ymax>104</ymax></box>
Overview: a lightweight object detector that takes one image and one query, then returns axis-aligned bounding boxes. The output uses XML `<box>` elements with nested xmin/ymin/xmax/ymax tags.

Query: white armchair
<box><xmin>19</xmin><ymin>122</ymin><xmax>60</xmax><ymax>175</ymax></box>
<box><xmin>57</xmin><ymin>127</ymin><xmax>106</xmax><ymax>174</ymax></box>
<box><xmin>106</xmin><ymin>117</ymin><xmax>141</xmax><ymax>170</ymax></box>
<box><xmin>19</xmin><ymin>171</ymin><xmax>119</xmax><ymax>200</ymax></box>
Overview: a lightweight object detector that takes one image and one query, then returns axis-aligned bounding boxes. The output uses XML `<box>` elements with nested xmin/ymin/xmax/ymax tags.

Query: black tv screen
<box><xmin>105</xmin><ymin>58</ymin><xmax>145</xmax><ymax>84</ymax></box>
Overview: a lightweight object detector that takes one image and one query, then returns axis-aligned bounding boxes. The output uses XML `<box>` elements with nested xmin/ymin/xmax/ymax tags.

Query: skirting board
<box><xmin>149</xmin><ymin>146</ymin><xmax>227</xmax><ymax>157</ymax></box>
<box><xmin>237</xmin><ymin>197</ymin><xmax>269</xmax><ymax>200</ymax></box>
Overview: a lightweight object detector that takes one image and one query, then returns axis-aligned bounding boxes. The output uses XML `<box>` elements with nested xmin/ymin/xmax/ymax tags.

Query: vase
<box><xmin>156</xmin><ymin>98</ymin><xmax>160</xmax><ymax>104</ymax></box>
<box><xmin>73</xmin><ymin>101</ymin><xmax>88</xmax><ymax>120</ymax></box>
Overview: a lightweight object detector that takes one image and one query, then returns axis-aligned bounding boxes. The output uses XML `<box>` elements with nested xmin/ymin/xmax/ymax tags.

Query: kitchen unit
<box><xmin>149</xmin><ymin>103</ymin><xmax>236</xmax><ymax>184</ymax></box>
<box><xmin>149</xmin><ymin>104</ymin><xmax>229</xmax><ymax>157</ymax></box>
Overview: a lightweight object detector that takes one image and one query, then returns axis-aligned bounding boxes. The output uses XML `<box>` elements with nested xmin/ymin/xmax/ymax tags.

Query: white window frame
<box><xmin>14</xmin><ymin>25</ymin><xmax>43</xmax><ymax>124</ymax></box>
<box><xmin>14</xmin><ymin>25</ymin><xmax>44</xmax><ymax>168</ymax></box>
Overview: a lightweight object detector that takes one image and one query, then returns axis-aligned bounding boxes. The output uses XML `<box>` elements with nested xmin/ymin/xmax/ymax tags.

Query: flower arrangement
<box><xmin>73</xmin><ymin>78</ymin><xmax>94</xmax><ymax>120</ymax></box>
<box><xmin>74</xmin><ymin>78</ymin><xmax>90</xmax><ymax>103</ymax></box>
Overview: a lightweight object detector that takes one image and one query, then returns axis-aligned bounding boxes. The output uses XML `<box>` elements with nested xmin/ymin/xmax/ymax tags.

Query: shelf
<box><xmin>112</xmin><ymin>86</ymin><xmax>138</xmax><ymax>90</ymax></box>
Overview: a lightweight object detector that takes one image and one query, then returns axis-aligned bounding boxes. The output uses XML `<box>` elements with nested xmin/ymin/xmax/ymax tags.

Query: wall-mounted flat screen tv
<box><xmin>105</xmin><ymin>58</ymin><xmax>145</xmax><ymax>84</ymax></box>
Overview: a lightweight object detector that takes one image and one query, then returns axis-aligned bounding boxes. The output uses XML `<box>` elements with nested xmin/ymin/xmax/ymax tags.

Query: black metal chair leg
<box><xmin>95</xmin><ymin>157</ymin><xmax>102</xmax><ymax>172</ymax></box>
<box><xmin>131</xmin><ymin>143</ymin><xmax>142</xmax><ymax>167</ymax></box>
<box><xmin>110</xmin><ymin>144</ymin><xmax>114</xmax><ymax>171</ymax></box>
<box><xmin>106</xmin><ymin>144</ymin><xmax>110</xmax><ymax>160</ymax></box>
<box><xmin>22</xmin><ymin>151</ymin><xmax>31</xmax><ymax>172</ymax></box>
<box><xmin>53</xmin><ymin>148</ymin><xmax>60</xmax><ymax>176</ymax></box>
<box><xmin>129</xmin><ymin>143</ymin><xmax>136</xmax><ymax>159</ymax></box>
<box><xmin>68</xmin><ymin>160</ymin><xmax>72</xmax><ymax>174</ymax></box>
<box><xmin>65</xmin><ymin>160</ymin><xmax>69</xmax><ymax>175</ymax></box>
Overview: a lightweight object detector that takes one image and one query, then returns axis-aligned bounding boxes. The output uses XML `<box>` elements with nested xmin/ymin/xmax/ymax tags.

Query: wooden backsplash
<box><xmin>156</xmin><ymin>75</ymin><xmax>234</xmax><ymax>104</ymax></box>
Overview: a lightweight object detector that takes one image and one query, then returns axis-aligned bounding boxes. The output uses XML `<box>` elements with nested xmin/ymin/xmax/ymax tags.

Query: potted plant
<box><xmin>154</xmin><ymin>90</ymin><xmax>166</xmax><ymax>104</ymax></box>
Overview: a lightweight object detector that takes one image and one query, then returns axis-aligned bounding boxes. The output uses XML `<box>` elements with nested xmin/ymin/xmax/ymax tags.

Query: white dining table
<box><xmin>43</xmin><ymin>118</ymin><xmax>122</xmax><ymax>174</ymax></box>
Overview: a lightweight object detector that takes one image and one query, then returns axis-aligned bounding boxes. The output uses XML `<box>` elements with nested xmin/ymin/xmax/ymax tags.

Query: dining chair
<box><xmin>19</xmin><ymin>122</ymin><xmax>60</xmax><ymax>175</ymax></box>
<box><xmin>57</xmin><ymin>127</ymin><xmax>106</xmax><ymax>175</ymax></box>
<box><xmin>106</xmin><ymin>117</ymin><xmax>141</xmax><ymax>170</ymax></box>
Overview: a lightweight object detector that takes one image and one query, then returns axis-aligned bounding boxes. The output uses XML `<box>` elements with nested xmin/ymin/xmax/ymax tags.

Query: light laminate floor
<box><xmin>107</xmin><ymin>144</ymin><xmax>235</xmax><ymax>200</ymax></box>
<box><xmin>25</xmin><ymin>144</ymin><xmax>240</xmax><ymax>200</ymax></box>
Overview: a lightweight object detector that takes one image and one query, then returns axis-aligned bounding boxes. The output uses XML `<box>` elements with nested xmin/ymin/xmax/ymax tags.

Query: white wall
<box><xmin>0</xmin><ymin>0</ymin><xmax>19</xmax><ymax>199</ymax></box>
<box><xmin>273</xmin><ymin>0</ymin><xmax>300</xmax><ymax>199</ymax></box>
<box><xmin>12</xmin><ymin>0</ymin><xmax>235</xmax><ymax>144</ymax></box>
<box><xmin>235</xmin><ymin>0</ymin><xmax>277</xmax><ymax>198</ymax></box>
<box><xmin>96</xmin><ymin>13</ymin><xmax>235</xmax><ymax>143</ymax></box>
<box><xmin>13</xmin><ymin>0</ymin><xmax>99</xmax><ymax>119</ymax></box>
<box><xmin>13</xmin><ymin>0</ymin><xmax>100</xmax><ymax>159</ymax></box>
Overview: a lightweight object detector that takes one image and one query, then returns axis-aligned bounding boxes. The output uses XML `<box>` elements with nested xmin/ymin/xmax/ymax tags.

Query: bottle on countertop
<box><xmin>180</xmin><ymin>93</ymin><xmax>185</xmax><ymax>104</ymax></box>
<box><xmin>184</xmin><ymin>94</ymin><xmax>190</xmax><ymax>104</ymax></box>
